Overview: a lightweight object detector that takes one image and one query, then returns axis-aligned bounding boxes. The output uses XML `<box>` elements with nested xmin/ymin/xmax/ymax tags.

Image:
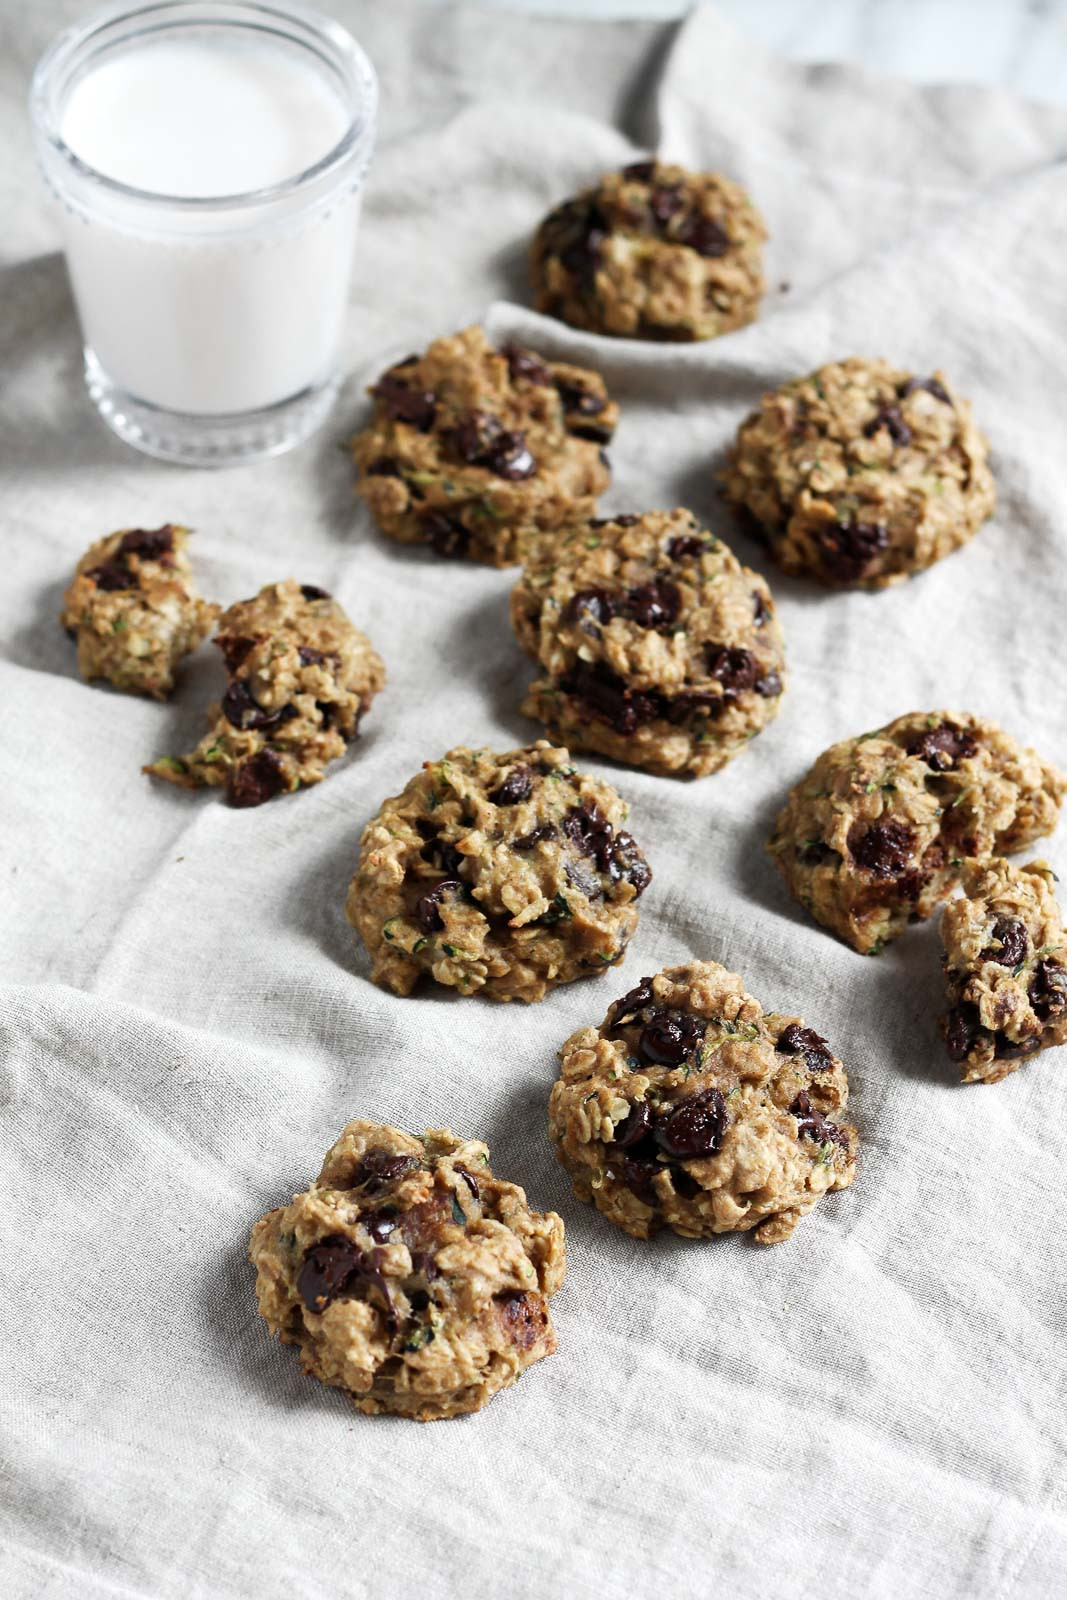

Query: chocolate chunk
<box><xmin>415</xmin><ymin>878</ymin><xmax>465</xmax><ymax>933</ymax></box>
<box><xmin>297</xmin><ymin>646</ymin><xmax>328</xmax><ymax>668</ymax></box>
<box><xmin>612</xmin><ymin>1099</ymin><xmax>655</xmax><ymax>1149</ymax></box>
<box><xmin>448</xmin><ymin>411</ymin><xmax>537</xmax><ymax>480</ymax></box>
<box><xmin>118</xmin><ymin>525</ymin><xmax>175</xmax><ymax>563</ymax></box>
<box><xmin>616</xmin><ymin>1153</ymin><xmax>660</xmax><ymax>1201</ymax></box>
<box><xmin>627</xmin><ymin>578</ymin><xmax>682</xmax><ymax>630</ymax></box>
<box><xmin>898</xmin><ymin>376</ymin><xmax>952</xmax><ymax>405</ymax></box>
<box><xmin>944</xmin><ymin>1002</ymin><xmax>982</xmax><ymax>1061</ymax></box>
<box><xmin>85</xmin><ymin>562</ymin><xmax>132</xmax><ymax>592</ymax></box>
<box><xmin>512</xmin><ymin>823</ymin><xmax>557</xmax><ymax>852</ymax></box>
<box><xmin>638</xmin><ymin>1010</ymin><xmax>706</xmax><ymax>1067</ymax></box>
<box><xmin>979</xmin><ymin>917</ymin><xmax>1029</xmax><ymax>968</ymax></box>
<box><xmin>610</xmin><ymin>978</ymin><xmax>655</xmax><ymax>1023</ymax></box>
<box><xmin>363</xmin><ymin>1211</ymin><xmax>399</xmax><ymax>1243</ymax></box>
<box><xmin>1030</xmin><ymin>959</ymin><xmax>1067</xmax><ymax>1021</ymax></box>
<box><xmin>819</xmin><ymin>518</ymin><xmax>890</xmax><ymax>581</ymax></box>
<box><xmin>905</xmin><ymin>723</ymin><xmax>978</xmax><ymax>771</ymax></box>
<box><xmin>228</xmin><ymin>749</ymin><xmax>287</xmax><ymax>808</ymax></box>
<box><xmin>371</xmin><ymin>373</ymin><xmax>436</xmax><ymax>431</ymax></box>
<box><xmin>490</xmin><ymin>764</ymin><xmax>534</xmax><ymax>806</ymax></box>
<box><xmin>221</xmin><ymin>679</ymin><xmax>297</xmax><ymax>733</ymax></box>
<box><xmin>546</xmin><ymin>197</ymin><xmax>609</xmax><ymax>281</ymax></box>
<box><xmin>707</xmin><ymin>646</ymin><xmax>759</xmax><ymax>698</ymax></box>
<box><xmin>559</xmin><ymin>661</ymin><xmax>663</xmax><ymax>735</ymax></box>
<box><xmin>565</xmin><ymin>587</ymin><xmax>620</xmax><ymax>627</ymax></box>
<box><xmin>676</xmin><ymin>214</ymin><xmax>730</xmax><ymax>257</ymax></box>
<box><xmin>297</xmin><ymin>1237</ymin><xmax>363</xmax><ymax>1312</ymax></box>
<box><xmin>366</xmin><ymin>456</ymin><xmax>403</xmax><ymax>477</ymax></box>
<box><xmin>667</xmin><ymin>534</ymin><xmax>707</xmax><ymax>560</ymax></box>
<box><xmin>863</xmin><ymin>405</ymin><xmax>912</xmax><ymax>447</ymax></box>
<box><xmin>649</xmin><ymin>184</ymin><xmax>684</xmax><ymax>226</ymax></box>
<box><xmin>218</xmin><ymin>635</ymin><xmax>257</xmax><ymax>673</ymax></box>
<box><xmin>789</xmin><ymin>1091</ymin><xmax>849</xmax><ymax>1149</ymax></box>
<box><xmin>554</xmin><ymin>378</ymin><xmax>606</xmax><ymax>417</ymax></box>
<box><xmin>300</xmin><ymin>584</ymin><xmax>331</xmax><ymax>601</ymax></box>
<box><xmin>848</xmin><ymin>820</ymin><xmax>915</xmax><ymax>878</ymax></box>
<box><xmin>420</xmin><ymin>510</ymin><xmax>469</xmax><ymax>558</ymax></box>
<box><xmin>776</xmin><ymin>1023</ymin><xmax>835</xmax><ymax>1073</ymax></box>
<box><xmin>622</xmin><ymin>159</ymin><xmax>657</xmax><ymax>183</ymax></box>
<box><xmin>655</xmin><ymin>1087</ymin><xmax>726</xmax><ymax>1159</ymax></box>
<box><xmin>501</xmin><ymin>343</ymin><xmax>553</xmax><ymax>386</ymax></box>
<box><xmin>994</xmin><ymin>1034</ymin><xmax>1042</xmax><ymax>1061</ymax></box>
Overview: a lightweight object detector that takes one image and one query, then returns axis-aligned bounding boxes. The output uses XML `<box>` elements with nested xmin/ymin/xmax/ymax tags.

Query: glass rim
<box><xmin>30</xmin><ymin>0</ymin><xmax>378</xmax><ymax>213</ymax></box>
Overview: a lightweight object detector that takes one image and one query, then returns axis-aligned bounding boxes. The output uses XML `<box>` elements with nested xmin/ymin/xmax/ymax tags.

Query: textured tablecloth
<box><xmin>2</xmin><ymin>4</ymin><xmax>1067</xmax><ymax>1596</ymax></box>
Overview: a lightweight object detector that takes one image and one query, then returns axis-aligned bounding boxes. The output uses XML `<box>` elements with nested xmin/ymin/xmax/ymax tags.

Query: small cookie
<box><xmin>250</xmin><ymin>1121</ymin><xmax>565</xmax><ymax>1421</ymax></box>
<box><xmin>60</xmin><ymin>524</ymin><xmax>217</xmax><ymax>700</ymax></box>
<box><xmin>940</xmin><ymin>859</ymin><xmax>1067</xmax><ymax>1084</ymax></box>
<box><xmin>769</xmin><ymin>712</ymin><xmax>1065</xmax><ymax>954</ymax></box>
<box><xmin>531</xmin><ymin>158</ymin><xmax>766</xmax><ymax>342</ymax></box>
<box><xmin>147</xmin><ymin>579</ymin><xmax>384</xmax><ymax>807</ymax></box>
<box><xmin>722</xmin><ymin>358</ymin><xmax>995</xmax><ymax>588</ymax></box>
<box><xmin>548</xmin><ymin>961</ymin><xmax>857</xmax><ymax>1244</ymax></box>
<box><xmin>351</xmin><ymin>326</ymin><xmax>616</xmax><ymax>566</ymax></box>
<box><xmin>347</xmin><ymin>740</ymin><xmax>652</xmax><ymax>1003</ymax></box>
<box><xmin>511</xmin><ymin>508</ymin><xmax>785</xmax><ymax>777</ymax></box>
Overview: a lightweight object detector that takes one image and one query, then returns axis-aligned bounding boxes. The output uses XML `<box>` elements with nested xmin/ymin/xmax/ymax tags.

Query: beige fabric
<box><xmin>2</xmin><ymin>3</ymin><xmax>1067</xmax><ymax>1596</ymax></box>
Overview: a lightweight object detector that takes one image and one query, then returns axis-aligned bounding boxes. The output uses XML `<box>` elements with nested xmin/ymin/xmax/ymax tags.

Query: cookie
<box><xmin>769</xmin><ymin>712</ymin><xmax>1065</xmax><ymax>954</ymax></box>
<box><xmin>548</xmin><ymin>961</ymin><xmax>857</xmax><ymax>1244</ymax></box>
<box><xmin>250</xmin><ymin>1121</ymin><xmax>565</xmax><ymax>1421</ymax></box>
<box><xmin>722</xmin><ymin>358</ymin><xmax>995</xmax><ymax>588</ymax></box>
<box><xmin>531</xmin><ymin>159</ymin><xmax>766</xmax><ymax>342</ymax></box>
<box><xmin>940</xmin><ymin>858</ymin><xmax>1067</xmax><ymax>1084</ymax></box>
<box><xmin>511</xmin><ymin>508</ymin><xmax>785</xmax><ymax>777</ymax></box>
<box><xmin>146</xmin><ymin>579</ymin><xmax>384</xmax><ymax>807</ymax></box>
<box><xmin>350</xmin><ymin>326</ymin><xmax>616</xmax><ymax>566</ymax></box>
<box><xmin>347</xmin><ymin>740</ymin><xmax>652</xmax><ymax>1003</ymax></box>
<box><xmin>60</xmin><ymin>524</ymin><xmax>217</xmax><ymax>700</ymax></box>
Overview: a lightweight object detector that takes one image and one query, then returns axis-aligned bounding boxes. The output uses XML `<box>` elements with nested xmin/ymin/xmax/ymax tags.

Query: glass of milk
<box><xmin>31</xmin><ymin>2</ymin><xmax>377</xmax><ymax>467</ymax></box>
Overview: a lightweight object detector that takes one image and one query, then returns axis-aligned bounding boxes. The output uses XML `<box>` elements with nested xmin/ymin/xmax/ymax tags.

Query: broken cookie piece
<box><xmin>350</xmin><ymin>325</ymin><xmax>616</xmax><ymax>566</ymax></box>
<box><xmin>769</xmin><ymin>712</ymin><xmax>1065</xmax><ymax>954</ymax></box>
<box><xmin>60</xmin><ymin>523</ymin><xmax>217</xmax><ymax>699</ymax></box>
<box><xmin>940</xmin><ymin>858</ymin><xmax>1067</xmax><ymax>1084</ymax></box>
<box><xmin>548</xmin><ymin>960</ymin><xmax>857</xmax><ymax>1244</ymax></box>
<box><xmin>250</xmin><ymin>1121</ymin><xmax>565</xmax><ymax>1421</ymax></box>
<box><xmin>146</xmin><ymin>578</ymin><xmax>384</xmax><ymax>807</ymax></box>
<box><xmin>346</xmin><ymin>740</ymin><xmax>651</xmax><ymax>1002</ymax></box>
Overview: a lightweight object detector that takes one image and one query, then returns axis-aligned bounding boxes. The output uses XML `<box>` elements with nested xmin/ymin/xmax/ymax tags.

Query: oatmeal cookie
<box><xmin>250</xmin><ymin>1121</ymin><xmax>565</xmax><ymax>1421</ymax></box>
<box><xmin>347</xmin><ymin>740</ymin><xmax>651</xmax><ymax>1003</ymax></box>
<box><xmin>511</xmin><ymin>508</ymin><xmax>785</xmax><ymax>777</ymax></box>
<box><xmin>769</xmin><ymin>712</ymin><xmax>1065</xmax><ymax>954</ymax></box>
<box><xmin>350</xmin><ymin>326</ymin><xmax>616</xmax><ymax>566</ymax></box>
<box><xmin>60</xmin><ymin>524</ymin><xmax>217</xmax><ymax>699</ymax></box>
<box><xmin>531</xmin><ymin>159</ymin><xmax>766</xmax><ymax>342</ymax></box>
<box><xmin>722</xmin><ymin>358</ymin><xmax>995</xmax><ymax>588</ymax></box>
<box><xmin>548</xmin><ymin>961</ymin><xmax>857</xmax><ymax>1244</ymax></box>
<box><xmin>940</xmin><ymin>859</ymin><xmax>1067</xmax><ymax>1084</ymax></box>
<box><xmin>146</xmin><ymin>579</ymin><xmax>384</xmax><ymax>808</ymax></box>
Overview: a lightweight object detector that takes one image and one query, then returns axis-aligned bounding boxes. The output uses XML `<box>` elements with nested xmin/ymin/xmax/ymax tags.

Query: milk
<box><xmin>33</xmin><ymin>4</ymin><xmax>377</xmax><ymax>460</ymax></box>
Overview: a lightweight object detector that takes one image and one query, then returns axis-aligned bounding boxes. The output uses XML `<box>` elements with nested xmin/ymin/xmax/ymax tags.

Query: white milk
<box><xmin>40</xmin><ymin>22</ymin><xmax>374</xmax><ymax>429</ymax></box>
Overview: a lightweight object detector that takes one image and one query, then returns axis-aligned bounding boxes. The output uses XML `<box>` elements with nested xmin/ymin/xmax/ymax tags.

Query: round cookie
<box><xmin>511</xmin><ymin>508</ymin><xmax>785</xmax><ymax>777</ymax></box>
<box><xmin>531</xmin><ymin>159</ymin><xmax>766</xmax><ymax>342</ymax></box>
<box><xmin>250</xmin><ymin>1121</ymin><xmax>565</xmax><ymax>1421</ymax></box>
<box><xmin>940</xmin><ymin>858</ymin><xmax>1067</xmax><ymax>1084</ymax></box>
<box><xmin>769</xmin><ymin>711</ymin><xmax>1066</xmax><ymax>955</ymax></box>
<box><xmin>722</xmin><ymin>357</ymin><xmax>995</xmax><ymax>588</ymax></box>
<box><xmin>350</xmin><ymin>325</ymin><xmax>617</xmax><ymax>566</ymax></box>
<box><xmin>147</xmin><ymin>579</ymin><xmax>384</xmax><ymax>807</ymax></box>
<box><xmin>548</xmin><ymin>961</ymin><xmax>857</xmax><ymax>1245</ymax></box>
<box><xmin>347</xmin><ymin>740</ymin><xmax>652</xmax><ymax>1003</ymax></box>
<box><xmin>60</xmin><ymin>523</ymin><xmax>217</xmax><ymax>700</ymax></box>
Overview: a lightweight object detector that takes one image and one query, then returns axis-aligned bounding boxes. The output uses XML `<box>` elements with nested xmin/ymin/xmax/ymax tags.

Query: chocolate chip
<box><xmin>353</xmin><ymin>1150</ymin><xmax>420</xmax><ymax>1191</ymax></box>
<box><xmin>566</xmin><ymin>587</ymin><xmax>620</xmax><ymax>627</ymax></box>
<box><xmin>776</xmin><ymin>1023</ymin><xmax>834</xmax><ymax>1073</ymax></box>
<box><xmin>754</xmin><ymin>670</ymin><xmax>783</xmax><ymax>698</ymax></box>
<box><xmin>85</xmin><ymin>562</ymin><xmax>131</xmax><ymax>592</ymax></box>
<box><xmin>501</xmin><ymin>343</ymin><xmax>553</xmax><ymax>386</ymax></box>
<box><xmin>622</xmin><ymin>159</ymin><xmax>657</xmax><ymax>182</ymax></box>
<box><xmin>944</xmin><ymin>1002</ymin><xmax>982</xmax><ymax>1061</ymax></box>
<box><xmin>490</xmin><ymin>764</ymin><xmax>533</xmax><ymax>806</ymax></box>
<box><xmin>298</xmin><ymin>1237</ymin><xmax>363</xmax><ymax>1312</ymax></box>
<box><xmin>366</xmin><ymin>457</ymin><xmax>403</xmax><ymax>477</ymax></box>
<box><xmin>415</xmin><ymin>878</ymin><xmax>464</xmax><ymax>933</ymax></box>
<box><xmin>561</xmin><ymin>804</ymin><xmax>651</xmax><ymax>895</ymax></box>
<box><xmin>789</xmin><ymin>1091</ymin><xmax>849</xmax><ymax>1149</ymax></box>
<box><xmin>610</xmin><ymin>978</ymin><xmax>655</xmax><ymax>1023</ymax></box>
<box><xmin>300</xmin><ymin>584</ymin><xmax>331</xmax><ymax>601</ymax></box>
<box><xmin>639</xmin><ymin>1010</ymin><xmax>706</xmax><ymax>1067</ymax></box>
<box><xmin>994</xmin><ymin>1034</ymin><xmax>1042</xmax><ymax>1061</ymax></box>
<box><xmin>229</xmin><ymin>750</ymin><xmax>287</xmax><ymax>808</ymax></box>
<box><xmin>118</xmin><ymin>525</ymin><xmax>175</xmax><ymax>562</ymax></box>
<box><xmin>297</xmin><ymin>646</ymin><xmax>329</xmax><ymax>668</ymax></box>
<box><xmin>559</xmin><ymin>661</ymin><xmax>662</xmax><ymax>735</ymax></box>
<box><xmin>655</xmin><ymin>1088</ymin><xmax>726</xmax><ymax>1159</ymax></box>
<box><xmin>707</xmin><ymin>646</ymin><xmax>759</xmax><ymax>698</ymax></box>
<box><xmin>649</xmin><ymin>185</ymin><xmax>684</xmax><ymax>226</ymax></box>
<box><xmin>218</xmin><ymin>635</ymin><xmax>256</xmax><ymax>673</ymax></box>
<box><xmin>848</xmin><ymin>820</ymin><xmax>915</xmax><ymax>878</ymax></box>
<box><xmin>863</xmin><ymin>405</ymin><xmax>912</xmax><ymax>447</ymax></box>
<box><xmin>612</xmin><ymin>1099</ymin><xmax>654</xmax><ymax>1149</ymax></box>
<box><xmin>363</xmin><ymin>1212</ymin><xmax>399</xmax><ymax>1243</ymax></box>
<box><xmin>612</xmin><ymin>831</ymin><xmax>652</xmax><ymax>896</ymax></box>
<box><xmin>569</xmin><ymin>422</ymin><xmax>615</xmax><ymax>445</ymax></box>
<box><xmin>420</xmin><ymin>511</ymin><xmax>469</xmax><ymax>558</ymax></box>
<box><xmin>448</xmin><ymin>411</ymin><xmax>537</xmax><ymax>480</ymax></box>
<box><xmin>512</xmin><ymin>823</ymin><xmax>557</xmax><ymax>852</ymax></box>
<box><xmin>819</xmin><ymin>518</ymin><xmax>890</xmax><ymax>582</ymax></box>
<box><xmin>555</xmin><ymin>378</ymin><xmax>606</xmax><ymax>417</ymax></box>
<box><xmin>667</xmin><ymin>534</ymin><xmax>707</xmax><ymax>560</ymax></box>
<box><xmin>905</xmin><ymin>723</ymin><xmax>978</xmax><ymax>771</ymax></box>
<box><xmin>752</xmin><ymin>592</ymin><xmax>771</xmax><ymax>626</ymax></box>
<box><xmin>980</xmin><ymin>917</ymin><xmax>1029</xmax><ymax>968</ymax></box>
<box><xmin>627</xmin><ymin>579</ymin><xmax>681</xmax><ymax>630</ymax></box>
<box><xmin>545</xmin><ymin>197</ymin><xmax>608</xmax><ymax>281</ymax></box>
<box><xmin>675</xmin><ymin>214</ymin><xmax>730</xmax><ymax>257</ymax></box>
<box><xmin>1030</xmin><ymin>958</ymin><xmax>1067</xmax><ymax>1021</ymax></box>
<box><xmin>898</xmin><ymin>376</ymin><xmax>952</xmax><ymax>405</ymax></box>
<box><xmin>371</xmin><ymin>373</ymin><xmax>436</xmax><ymax>430</ymax></box>
<box><xmin>616</xmin><ymin>1154</ymin><xmax>660</xmax><ymax>1200</ymax></box>
<box><xmin>221</xmin><ymin>680</ymin><xmax>297</xmax><ymax>732</ymax></box>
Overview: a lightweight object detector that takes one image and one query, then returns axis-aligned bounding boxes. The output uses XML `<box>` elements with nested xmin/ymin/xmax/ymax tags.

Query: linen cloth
<box><xmin>2</xmin><ymin>3</ymin><xmax>1067</xmax><ymax>1595</ymax></box>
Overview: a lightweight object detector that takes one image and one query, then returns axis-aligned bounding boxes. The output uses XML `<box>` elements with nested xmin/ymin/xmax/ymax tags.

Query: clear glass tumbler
<box><xmin>31</xmin><ymin>2</ymin><xmax>377</xmax><ymax>467</ymax></box>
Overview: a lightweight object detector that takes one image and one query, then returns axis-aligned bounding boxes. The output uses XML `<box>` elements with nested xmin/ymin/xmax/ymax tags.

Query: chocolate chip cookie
<box><xmin>60</xmin><ymin>524</ymin><xmax>217</xmax><ymax>700</ymax></box>
<box><xmin>350</xmin><ymin>326</ymin><xmax>617</xmax><ymax>566</ymax></box>
<box><xmin>769</xmin><ymin>712</ymin><xmax>1065</xmax><ymax>954</ymax></box>
<box><xmin>347</xmin><ymin>740</ymin><xmax>652</xmax><ymax>1003</ymax></box>
<box><xmin>940</xmin><ymin>858</ymin><xmax>1067</xmax><ymax>1083</ymax></box>
<box><xmin>511</xmin><ymin>509</ymin><xmax>785</xmax><ymax>777</ymax></box>
<box><xmin>548</xmin><ymin>960</ymin><xmax>857</xmax><ymax>1244</ymax></box>
<box><xmin>532</xmin><ymin>159</ymin><xmax>766</xmax><ymax>342</ymax></box>
<box><xmin>722</xmin><ymin>359</ymin><xmax>995</xmax><ymax>587</ymax></box>
<box><xmin>250</xmin><ymin>1121</ymin><xmax>566</xmax><ymax>1421</ymax></box>
<box><xmin>146</xmin><ymin>579</ymin><xmax>384</xmax><ymax>807</ymax></box>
